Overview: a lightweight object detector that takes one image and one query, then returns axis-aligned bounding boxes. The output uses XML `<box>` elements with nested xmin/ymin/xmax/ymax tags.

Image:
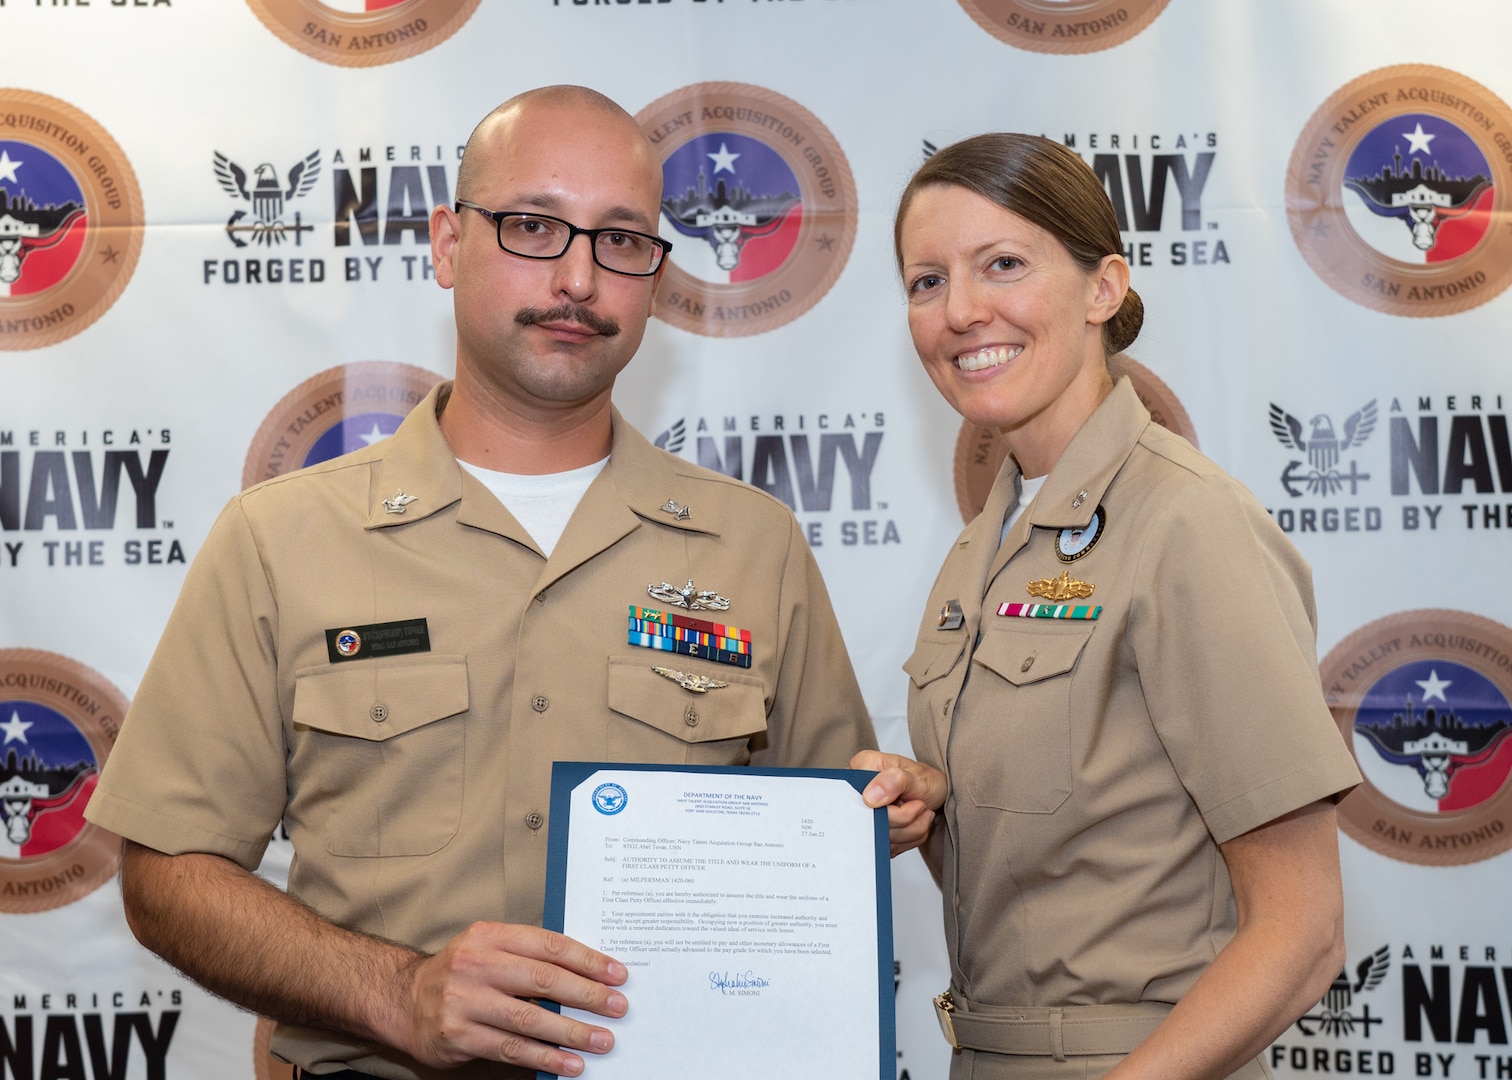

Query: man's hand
<box><xmin>851</xmin><ymin>750</ymin><xmax>948</xmax><ymax>857</ymax></box>
<box><xmin>401</xmin><ymin>922</ymin><xmax>627</xmax><ymax>1076</ymax></box>
<box><xmin>120</xmin><ymin>844</ymin><xmax>628</xmax><ymax>1077</ymax></box>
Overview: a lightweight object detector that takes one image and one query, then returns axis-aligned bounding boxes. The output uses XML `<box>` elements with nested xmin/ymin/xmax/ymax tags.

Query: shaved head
<box><xmin>455</xmin><ymin>85</ymin><xmax>660</xmax><ymax>203</ymax></box>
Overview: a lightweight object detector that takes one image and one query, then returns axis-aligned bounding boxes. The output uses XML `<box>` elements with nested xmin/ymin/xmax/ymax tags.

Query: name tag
<box><xmin>325</xmin><ymin>618</ymin><xmax>431</xmax><ymax>663</ymax></box>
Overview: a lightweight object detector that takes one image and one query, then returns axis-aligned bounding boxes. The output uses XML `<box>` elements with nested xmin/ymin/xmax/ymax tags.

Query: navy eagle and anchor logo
<box><xmin>1295</xmin><ymin>946</ymin><xmax>1390</xmax><ymax>1038</ymax></box>
<box><xmin>213</xmin><ymin>150</ymin><xmax>321</xmax><ymax>248</ymax></box>
<box><xmin>1268</xmin><ymin>400</ymin><xmax>1377</xmax><ymax>496</ymax></box>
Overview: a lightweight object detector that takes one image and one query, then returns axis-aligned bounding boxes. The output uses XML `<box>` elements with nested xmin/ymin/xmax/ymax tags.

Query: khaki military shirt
<box><xmin>906</xmin><ymin>380</ymin><xmax>1358</xmax><ymax>1047</ymax></box>
<box><xmin>87</xmin><ymin>382</ymin><xmax>874</xmax><ymax>1080</ymax></box>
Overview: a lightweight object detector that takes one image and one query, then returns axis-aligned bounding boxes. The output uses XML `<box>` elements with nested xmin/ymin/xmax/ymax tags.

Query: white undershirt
<box><xmin>1002</xmin><ymin>472</ymin><xmax>1047</xmax><ymax>541</ymax></box>
<box><xmin>458</xmin><ymin>456</ymin><xmax>608</xmax><ymax>557</ymax></box>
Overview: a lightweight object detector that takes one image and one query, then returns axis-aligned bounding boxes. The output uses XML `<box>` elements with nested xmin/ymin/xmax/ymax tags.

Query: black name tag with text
<box><xmin>325</xmin><ymin>619</ymin><xmax>431</xmax><ymax>663</ymax></box>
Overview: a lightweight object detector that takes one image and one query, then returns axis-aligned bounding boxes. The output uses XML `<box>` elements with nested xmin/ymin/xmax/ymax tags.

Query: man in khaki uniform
<box><xmin>85</xmin><ymin>87</ymin><xmax>889</xmax><ymax>1080</ymax></box>
<box><xmin>905</xmin><ymin>379</ymin><xmax>1360</xmax><ymax>1079</ymax></box>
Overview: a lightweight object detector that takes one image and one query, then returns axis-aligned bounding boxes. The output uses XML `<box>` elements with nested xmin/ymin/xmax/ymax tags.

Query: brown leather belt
<box><xmin>933</xmin><ymin>990</ymin><xmax>1171</xmax><ymax>1059</ymax></box>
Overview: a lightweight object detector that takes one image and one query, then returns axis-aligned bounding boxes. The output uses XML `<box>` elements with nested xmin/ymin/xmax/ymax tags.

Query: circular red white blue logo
<box><xmin>0</xmin><ymin>91</ymin><xmax>144</xmax><ymax>351</ymax></box>
<box><xmin>638</xmin><ymin>83</ymin><xmax>857</xmax><ymax>338</ymax></box>
<box><xmin>242</xmin><ymin>361</ymin><xmax>445</xmax><ymax>489</ymax></box>
<box><xmin>0</xmin><ymin>649</ymin><xmax>126</xmax><ymax>912</ymax></box>
<box><xmin>955</xmin><ymin>0</ymin><xmax>1171</xmax><ymax>54</ymax></box>
<box><xmin>1287</xmin><ymin>65</ymin><xmax>1512</xmax><ymax>316</ymax></box>
<box><xmin>243</xmin><ymin>0</ymin><xmax>480</xmax><ymax>67</ymax></box>
<box><xmin>335</xmin><ymin>630</ymin><xmax>362</xmax><ymax>657</ymax></box>
<box><xmin>1323</xmin><ymin>610</ymin><xmax>1512</xmax><ymax>865</ymax></box>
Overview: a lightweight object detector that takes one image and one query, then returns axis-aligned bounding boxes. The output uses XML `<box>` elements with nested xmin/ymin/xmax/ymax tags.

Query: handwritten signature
<box><xmin>708</xmin><ymin>970</ymin><xmax>771</xmax><ymax>994</ymax></box>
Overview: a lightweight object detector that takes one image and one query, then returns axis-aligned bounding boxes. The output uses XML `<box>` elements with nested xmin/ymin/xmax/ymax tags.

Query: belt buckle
<box><xmin>933</xmin><ymin>990</ymin><xmax>960</xmax><ymax>1049</ymax></box>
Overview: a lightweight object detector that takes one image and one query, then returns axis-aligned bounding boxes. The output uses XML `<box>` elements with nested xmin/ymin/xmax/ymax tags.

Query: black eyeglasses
<box><xmin>455</xmin><ymin>200</ymin><xmax>672</xmax><ymax>277</ymax></box>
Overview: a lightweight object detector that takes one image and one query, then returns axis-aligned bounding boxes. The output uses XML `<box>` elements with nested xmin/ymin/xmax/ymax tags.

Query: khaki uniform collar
<box><xmin>364</xmin><ymin>381</ymin><xmax>464</xmax><ymax>532</ymax></box>
<box><xmin>363</xmin><ymin>382</ymin><xmax>720</xmax><ymax>586</ymax></box>
<box><xmin>1025</xmin><ymin>376</ymin><xmax>1150</xmax><ymax>530</ymax></box>
<box><xmin>982</xmin><ymin>377</ymin><xmax>1149</xmax><ymax>583</ymax></box>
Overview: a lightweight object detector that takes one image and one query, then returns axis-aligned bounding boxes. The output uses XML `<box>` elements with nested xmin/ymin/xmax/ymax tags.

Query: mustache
<box><xmin>515</xmin><ymin>303</ymin><xmax>621</xmax><ymax>338</ymax></box>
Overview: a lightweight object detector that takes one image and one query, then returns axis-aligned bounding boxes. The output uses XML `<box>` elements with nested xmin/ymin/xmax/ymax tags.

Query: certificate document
<box><xmin>541</xmin><ymin>763</ymin><xmax>894</xmax><ymax>1080</ymax></box>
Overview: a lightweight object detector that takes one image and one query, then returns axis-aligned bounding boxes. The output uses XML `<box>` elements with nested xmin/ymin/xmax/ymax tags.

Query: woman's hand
<box><xmin>851</xmin><ymin>749</ymin><xmax>948</xmax><ymax>857</ymax></box>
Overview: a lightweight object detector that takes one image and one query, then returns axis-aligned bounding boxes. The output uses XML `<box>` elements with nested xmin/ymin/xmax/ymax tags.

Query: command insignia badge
<box><xmin>1056</xmin><ymin>506</ymin><xmax>1106</xmax><ymax>563</ymax></box>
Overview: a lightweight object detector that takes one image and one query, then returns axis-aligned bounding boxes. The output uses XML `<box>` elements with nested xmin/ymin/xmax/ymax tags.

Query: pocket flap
<box><xmin>973</xmin><ymin>625</ymin><xmax>1094</xmax><ymax>687</ymax></box>
<box><xmin>607</xmin><ymin>656</ymin><xmax>767</xmax><ymax>744</ymax></box>
<box><xmin>903</xmin><ymin>638</ymin><xmax>967</xmax><ymax>688</ymax></box>
<box><xmin>292</xmin><ymin>655</ymin><xmax>469</xmax><ymax>741</ymax></box>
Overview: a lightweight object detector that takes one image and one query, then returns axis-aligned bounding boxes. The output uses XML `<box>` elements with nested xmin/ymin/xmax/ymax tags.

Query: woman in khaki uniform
<box><xmin>892</xmin><ymin>135</ymin><xmax>1361</xmax><ymax>1079</ymax></box>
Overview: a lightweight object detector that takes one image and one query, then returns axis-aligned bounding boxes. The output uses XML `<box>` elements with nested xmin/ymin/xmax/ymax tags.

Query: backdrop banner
<box><xmin>3</xmin><ymin>3</ymin><xmax>1509</xmax><ymax>1079</ymax></box>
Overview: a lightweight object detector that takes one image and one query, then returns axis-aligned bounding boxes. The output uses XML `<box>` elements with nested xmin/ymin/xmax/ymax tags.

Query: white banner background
<box><xmin>3</xmin><ymin>3</ymin><xmax>1510</xmax><ymax>1078</ymax></box>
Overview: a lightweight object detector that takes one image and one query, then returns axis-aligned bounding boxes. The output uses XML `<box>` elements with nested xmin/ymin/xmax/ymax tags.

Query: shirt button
<box><xmin>535</xmin><ymin>591</ymin><xmax>547</xmax><ymax>604</ymax></box>
<box><xmin>531</xmin><ymin>695</ymin><xmax>549</xmax><ymax>713</ymax></box>
<box><xmin>370</xmin><ymin>704</ymin><xmax>388</xmax><ymax>723</ymax></box>
<box><xmin>525</xmin><ymin>812</ymin><xmax>544</xmax><ymax>830</ymax></box>
<box><xmin>685</xmin><ymin>706</ymin><xmax>699</xmax><ymax>727</ymax></box>
<box><xmin>1020</xmin><ymin>656</ymin><xmax>1035</xmax><ymax>673</ymax></box>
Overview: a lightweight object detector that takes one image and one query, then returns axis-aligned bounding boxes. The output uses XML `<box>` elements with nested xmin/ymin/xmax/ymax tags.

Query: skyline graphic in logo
<box><xmin>0</xmin><ymin>141</ymin><xmax>87</xmax><ymax>298</ymax></box>
<box><xmin>1324</xmin><ymin>609</ymin><xmax>1512</xmax><ymax>865</ymax></box>
<box><xmin>1341</xmin><ymin>115</ymin><xmax>1492</xmax><ymax>265</ymax></box>
<box><xmin>660</xmin><ymin>134</ymin><xmax>801</xmax><ymax>284</ymax></box>
<box><xmin>638</xmin><ymin>83</ymin><xmax>857</xmax><ymax>338</ymax></box>
<box><xmin>1286</xmin><ymin>65</ymin><xmax>1512</xmax><ymax>316</ymax></box>
<box><xmin>1351</xmin><ymin>660</ymin><xmax>1512</xmax><ymax>813</ymax></box>
<box><xmin>0</xmin><ymin>91</ymin><xmax>144</xmax><ymax>351</ymax></box>
<box><xmin>214</xmin><ymin>150</ymin><xmax>322</xmax><ymax>248</ymax></box>
<box><xmin>0</xmin><ymin>649</ymin><xmax>125</xmax><ymax>912</ymax></box>
<box><xmin>0</xmin><ymin>702</ymin><xmax>97</xmax><ymax>859</ymax></box>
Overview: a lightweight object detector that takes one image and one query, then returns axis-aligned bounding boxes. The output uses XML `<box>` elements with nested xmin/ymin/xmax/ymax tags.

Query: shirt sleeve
<box><xmin>1132</xmin><ymin>472</ymin><xmax>1360</xmax><ymax>844</ymax></box>
<box><xmin>86</xmin><ymin>495</ymin><xmax>288</xmax><ymax>869</ymax></box>
<box><xmin>750</xmin><ymin>515</ymin><xmax>877</xmax><ymax>769</ymax></box>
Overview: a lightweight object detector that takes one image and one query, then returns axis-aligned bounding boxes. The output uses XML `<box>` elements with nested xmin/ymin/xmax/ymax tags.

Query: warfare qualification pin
<box><xmin>1026</xmin><ymin>570</ymin><xmax>1095</xmax><ymax>602</ymax></box>
<box><xmin>648</xmin><ymin>579</ymin><xmax>731</xmax><ymax>611</ymax></box>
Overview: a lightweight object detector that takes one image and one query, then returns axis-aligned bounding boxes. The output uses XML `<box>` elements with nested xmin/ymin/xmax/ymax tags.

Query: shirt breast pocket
<box><xmin>606</xmin><ymin>656</ymin><xmax>767</xmax><ymax>765</ymax></box>
<box><xmin>290</xmin><ymin>655</ymin><xmax>469</xmax><ymax>857</ymax></box>
<box><xmin>959</xmin><ymin>624</ymin><xmax>1094</xmax><ymax>814</ymax></box>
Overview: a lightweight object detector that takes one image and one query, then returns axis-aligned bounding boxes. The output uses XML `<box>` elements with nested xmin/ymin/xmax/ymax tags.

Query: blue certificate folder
<box><xmin>539</xmin><ymin>762</ymin><xmax>895</xmax><ymax>1080</ymax></box>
